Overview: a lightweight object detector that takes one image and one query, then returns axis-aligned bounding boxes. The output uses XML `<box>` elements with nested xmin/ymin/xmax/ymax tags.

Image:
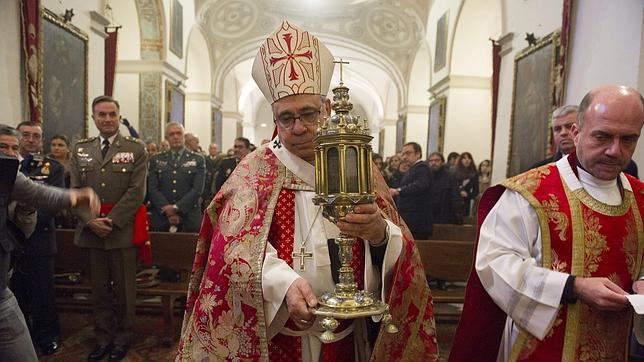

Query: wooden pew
<box><xmin>415</xmin><ymin>239</ymin><xmax>475</xmax><ymax>319</ymax></box>
<box><xmin>431</xmin><ymin>223</ymin><xmax>476</xmax><ymax>241</ymax></box>
<box><xmin>54</xmin><ymin>229</ymin><xmax>198</xmax><ymax>345</ymax></box>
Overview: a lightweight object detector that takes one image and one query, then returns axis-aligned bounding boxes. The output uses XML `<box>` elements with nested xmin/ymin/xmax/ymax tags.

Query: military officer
<box><xmin>9</xmin><ymin>121</ymin><xmax>64</xmax><ymax>356</ymax></box>
<box><xmin>147</xmin><ymin>122</ymin><xmax>205</xmax><ymax>232</ymax></box>
<box><xmin>213</xmin><ymin>137</ymin><xmax>250</xmax><ymax>194</ymax></box>
<box><xmin>70</xmin><ymin>95</ymin><xmax>148</xmax><ymax>361</ymax></box>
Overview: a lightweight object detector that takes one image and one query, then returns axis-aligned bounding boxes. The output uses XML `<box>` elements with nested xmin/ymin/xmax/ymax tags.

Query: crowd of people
<box><xmin>375</xmin><ymin>145</ymin><xmax>492</xmax><ymax>237</ymax></box>
<box><xmin>2</xmin><ymin>19</ymin><xmax>644</xmax><ymax>362</ymax></box>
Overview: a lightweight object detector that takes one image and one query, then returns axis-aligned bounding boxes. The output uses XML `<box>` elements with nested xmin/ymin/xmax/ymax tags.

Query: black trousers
<box><xmin>10</xmin><ymin>254</ymin><xmax>60</xmax><ymax>347</ymax></box>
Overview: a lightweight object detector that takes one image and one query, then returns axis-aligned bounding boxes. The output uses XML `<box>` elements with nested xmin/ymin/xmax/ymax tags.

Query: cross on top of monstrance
<box><xmin>334</xmin><ymin>59</ymin><xmax>350</xmax><ymax>85</ymax></box>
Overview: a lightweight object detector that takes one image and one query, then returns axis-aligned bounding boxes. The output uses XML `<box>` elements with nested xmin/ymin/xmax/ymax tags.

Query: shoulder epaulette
<box><xmin>124</xmin><ymin>136</ymin><xmax>145</xmax><ymax>145</ymax></box>
<box><xmin>76</xmin><ymin>136</ymin><xmax>96</xmax><ymax>144</ymax></box>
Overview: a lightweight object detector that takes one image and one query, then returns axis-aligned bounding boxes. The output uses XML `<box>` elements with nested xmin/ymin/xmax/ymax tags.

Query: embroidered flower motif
<box><xmin>583</xmin><ymin>207</ymin><xmax>608</xmax><ymax>277</ymax></box>
<box><xmin>509</xmin><ymin>165</ymin><xmax>551</xmax><ymax>194</ymax></box>
<box><xmin>621</xmin><ymin>216</ymin><xmax>638</xmax><ymax>278</ymax></box>
<box><xmin>543</xmin><ymin>194</ymin><xmax>569</xmax><ymax>241</ymax></box>
<box><xmin>199</xmin><ymin>293</ymin><xmax>217</xmax><ymax>314</ymax></box>
<box><xmin>551</xmin><ymin>249</ymin><xmax>568</xmax><ymax>273</ymax></box>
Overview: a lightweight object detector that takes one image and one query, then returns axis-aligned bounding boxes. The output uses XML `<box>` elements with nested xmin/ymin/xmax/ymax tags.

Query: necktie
<box><xmin>101</xmin><ymin>139</ymin><xmax>110</xmax><ymax>158</ymax></box>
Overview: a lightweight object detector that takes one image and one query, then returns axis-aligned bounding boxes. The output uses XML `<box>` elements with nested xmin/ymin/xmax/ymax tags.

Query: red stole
<box><xmin>451</xmin><ymin>154</ymin><xmax>644</xmax><ymax>361</ymax></box>
<box><xmin>266</xmin><ymin>189</ymin><xmax>364</xmax><ymax>361</ymax></box>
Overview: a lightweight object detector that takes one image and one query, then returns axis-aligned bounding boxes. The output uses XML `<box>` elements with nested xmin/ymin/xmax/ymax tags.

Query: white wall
<box><xmin>114</xmin><ymin>73</ymin><xmax>140</xmax><ymax>133</ymax></box>
<box><xmin>444</xmin><ymin>87</ymin><xmax>492</xmax><ymax>162</ymax></box>
<box><xmin>184</xmin><ymin>26</ymin><xmax>212</xmax><ymax>143</ymax></box>
<box><xmin>0</xmin><ymin>0</ymin><xmax>22</xmax><ymax>126</ymax></box>
<box><xmin>112</xmin><ymin>0</ymin><xmax>140</xmax><ymax>60</ymax></box>
<box><xmin>491</xmin><ymin>0</ymin><xmax>563</xmax><ymax>182</ymax></box>
<box><xmin>564</xmin><ymin>0</ymin><xmax>644</xmax><ymax>172</ymax></box>
<box><xmin>427</xmin><ymin>0</ymin><xmax>464</xmax><ymax>84</ymax></box>
<box><xmin>382</xmin><ymin>122</ymin><xmax>397</xmax><ymax>157</ymax></box>
<box><xmin>405</xmin><ymin>112</ymin><xmax>429</xmax><ymax>155</ymax></box>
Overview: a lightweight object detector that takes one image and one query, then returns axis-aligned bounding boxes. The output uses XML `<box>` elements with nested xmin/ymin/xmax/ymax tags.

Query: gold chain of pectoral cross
<box><xmin>292</xmin><ymin>206</ymin><xmax>322</xmax><ymax>271</ymax></box>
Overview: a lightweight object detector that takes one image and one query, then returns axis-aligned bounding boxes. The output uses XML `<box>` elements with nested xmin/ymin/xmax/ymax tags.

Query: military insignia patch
<box><xmin>113</xmin><ymin>152</ymin><xmax>134</xmax><ymax>164</ymax></box>
<box><xmin>182</xmin><ymin>160</ymin><xmax>197</xmax><ymax>167</ymax></box>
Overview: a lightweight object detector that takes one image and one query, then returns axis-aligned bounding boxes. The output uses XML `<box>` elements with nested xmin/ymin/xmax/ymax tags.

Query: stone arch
<box><xmin>184</xmin><ymin>24</ymin><xmax>214</xmax><ymax>142</ymax></box>
<box><xmin>442</xmin><ymin>0</ymin><xmax>502</xmax><ymax>163</ymax></box>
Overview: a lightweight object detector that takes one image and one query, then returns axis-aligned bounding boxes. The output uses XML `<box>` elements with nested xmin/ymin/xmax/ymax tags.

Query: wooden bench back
<box><xmin>431</xmin><ymin>224</ymin><xmax>476</xmax><ymax>241</ymax></box>
<box><xmin>150</xmin><ymin>232</ymin><xmax>198</xmax><ymax>278</ymax></box>
<box><xmin>415</xmin><ymin>239</ymin><xmax>475</xmax><ymax>282</ymax></box>
<box><xmin>55</xmin><ymin>229</ymin><xmax>198</xmax><ymax>278</ymax></box>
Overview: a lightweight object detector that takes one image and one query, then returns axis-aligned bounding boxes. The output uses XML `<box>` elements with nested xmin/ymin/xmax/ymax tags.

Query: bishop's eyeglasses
<box><xmin>274</xmin><ymin>109</ymin><xmax>322</xmax><ymax>130</ymax></box>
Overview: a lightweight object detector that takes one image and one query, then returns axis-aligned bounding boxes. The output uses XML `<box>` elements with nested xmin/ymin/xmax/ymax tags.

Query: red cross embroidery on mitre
<box><xmin>269</xmin><ymin>32</ymin><xmax>313</xmax><ymax>81</ymax></box>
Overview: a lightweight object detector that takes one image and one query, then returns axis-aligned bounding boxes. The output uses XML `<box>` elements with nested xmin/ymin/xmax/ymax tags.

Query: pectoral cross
<box><xmin>292</xmin><ymin>246</ymin><xmax>313</xmax><ymax>271</ymax></box>
<box><xmin>333</xmin><ymin>58</ymin><xmax>350</xmax><ymax>84</ymax></box>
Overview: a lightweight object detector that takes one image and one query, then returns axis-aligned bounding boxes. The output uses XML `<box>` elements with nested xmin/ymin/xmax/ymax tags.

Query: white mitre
<box><xmin>252</xmin><ymin>20</ymin><xmax>335</xmax><ymax>104</ymax></box>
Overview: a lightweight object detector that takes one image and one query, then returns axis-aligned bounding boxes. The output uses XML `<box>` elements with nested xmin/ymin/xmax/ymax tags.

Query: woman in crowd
<box><xmin>454</xmin><ymin>152</ymin><xmax>478</xmax><ymax>217</ymax></box>
<box><xmin>472</xmin><ymin>159</ymin><xmax>492</xmax><ymax>218</ymax></box>
<box><xmin>48</xmin><ymin>134</ymin><xmax>72</xmax><ymax>187</ymax></box>
<box><xmin>383</xmin><ymin>154</ymin><xmax>402</xmax><ymax>187</ymax></box>
<box><xmin>48</xmin><ymin>134</ymin><xmax>76</xmax><ymax>228</ymax></box>
<box><xmin>478</xmin><ymin>159</ymin><xmax>492</xmax><ymax>195</ymax></box>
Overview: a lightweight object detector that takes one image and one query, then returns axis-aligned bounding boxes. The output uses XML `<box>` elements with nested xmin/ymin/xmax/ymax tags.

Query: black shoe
<box><xmin>41</xmin><ymin>341</ymin><xmax>59</xmax><ymax>356</ymax></box>
<box><xmin>88</xmin><ymin>344</ymin><xmax>112</xmax><ymax>361</ymax></box>
<box><xmin>108</xmin><ymin>345</ymin><xmax>128</xmax><ymax>361</ymax></box>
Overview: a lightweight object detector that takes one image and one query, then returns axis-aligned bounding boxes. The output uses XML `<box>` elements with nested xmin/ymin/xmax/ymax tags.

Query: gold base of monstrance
<box><xmin>312</xmin><ymin>61</ymin><xmax>397</xmax><ymax>342</ymax></box>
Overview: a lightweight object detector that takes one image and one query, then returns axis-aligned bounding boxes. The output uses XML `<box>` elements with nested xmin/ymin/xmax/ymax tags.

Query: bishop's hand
<box><xmin>337</xmin><ymin>202</ymin><xmax>388</xmax><ymax>247</ymax></box>
<box><xmin>286</xmin><ymin>277</ymin><xmax>317</xmax><ymax>330</ymax></box>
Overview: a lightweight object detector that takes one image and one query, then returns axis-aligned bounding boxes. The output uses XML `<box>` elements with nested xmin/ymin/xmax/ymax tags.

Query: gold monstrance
<box><xmin>313</xmin><ymin>60</ymin><xmax>397</xmax><ymax>342</ymax></box>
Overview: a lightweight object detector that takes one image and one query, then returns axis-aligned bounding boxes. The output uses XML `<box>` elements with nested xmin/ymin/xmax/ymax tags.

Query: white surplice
<box><xmin>262</xmin><ymin>140</ymin><xmax>403</xmax><ymax>362</ymax></box>
<box><xmin>476</xmin><ymin>156</ymin><xmax>637</xmax><ymax>361</ymax></box>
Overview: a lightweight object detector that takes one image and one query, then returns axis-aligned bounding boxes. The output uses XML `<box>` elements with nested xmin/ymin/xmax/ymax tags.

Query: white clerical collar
<box><xmin>556</xmin><ymin>154</ymin><xmax>632</xmax><ymax>205</ymax></box>
<box><xmin>268</xmin><ymin>135</ymin><xmax>315</xmax><ymax>187</ymax></box>
<box><xmin>556</xmin><ymin>154</ymin><xmax>631</xmax><ymax>191</ymax></box>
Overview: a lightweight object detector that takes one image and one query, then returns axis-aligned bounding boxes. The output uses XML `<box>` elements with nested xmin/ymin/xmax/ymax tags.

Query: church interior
<box><xmin>1</xmin><ymin>0</ymin><xmax>644</xmax><ymax>360</ymax></box>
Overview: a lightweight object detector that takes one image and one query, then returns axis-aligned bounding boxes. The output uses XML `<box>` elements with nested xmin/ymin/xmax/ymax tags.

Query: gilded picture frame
<box><xmin>41</xmin><ymin>8</ymin><xmax>88</xmax><ymax>150</ymax></box>
<box><xmin>395</xmin><ymin>116</ymin><xmax>406</xmax><ymax>153</ymax></box>
<box><xmin>507</xmin><ymin>30</ymin><xmax>561</xmax><ymax>177</ymax></box>
<box><xmin>169</xmin><ymin>0</ymin><xmax>183</xmax><ymax>58</ymax></box>
<box><xmin>212</xmin><ymin>107</ymin><xmax>222</xmax><ymax>146</ymax></box>
<box><xmin>165</xmin><ymin>80</ymin><xmax>185</xmax><ymax>124</ymax></box>
<box><xmin>427</xmin><ymin>96</ymin><xmax>447</xmax><ymax>156</ymax></box>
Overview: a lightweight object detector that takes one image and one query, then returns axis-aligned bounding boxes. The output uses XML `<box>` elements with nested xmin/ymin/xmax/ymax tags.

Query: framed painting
<box><xmin>427</xmin><ymin>96</ymin><xmax>447</xmax><ymax>155</ymax></box>
<box><xmin>507</xmin><ymin>30</ymin><xmax>561</xmax><ymax>177</ymax></box>
<box><xmin>212</xmin><ymin>107</ymin><xmax>222</xmax><ymax>146</ymax></box>
<box><xmin>165</xmin><ymin>80</ymin><xmax>185</xmax><ymax>124</ymax></box>
<box><xmin>170</xmin><ymin>0</ymin><xmax>183</xmax><ymax>58</ymax></box>
<box><xmin>395</xmin><ymin>116</ymin><xmax>406</xmax><ymax>153</ymax></box>
<box><xmin>434</xmin><ymin>11</ymin><xmax>449</xmax><ymax>72</ymax></box>
<box><xmin>41</xmin><ymin>8</ymin><xmax>88</xmax><ymax>151</ymax></box>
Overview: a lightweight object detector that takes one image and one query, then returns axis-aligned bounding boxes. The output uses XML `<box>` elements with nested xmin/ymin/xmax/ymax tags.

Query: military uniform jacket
<box><xmin>70</xmin><ymin>133</ymin><xmax>148</xmax><ymax>249</ymax></box>
<box><xmin>147</xmin><ymin>148</ymin><xmax>206</xmax><ymax>213</ymax></box>
<box><xmin>20</xmin><ymin>154</ymin><xmax>65</xmax><ymax>256</ymax></box>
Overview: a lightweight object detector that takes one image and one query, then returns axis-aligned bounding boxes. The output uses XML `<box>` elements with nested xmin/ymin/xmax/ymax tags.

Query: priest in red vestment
<box><xmin>450</xmin><ymin>85</ymin><xmax>644</xmax><ymax>361</ymax></box>
<box><xmin>177</xmin><ymin>20</ymin><xmax>438</xmax><ymax>361</ymax></box>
